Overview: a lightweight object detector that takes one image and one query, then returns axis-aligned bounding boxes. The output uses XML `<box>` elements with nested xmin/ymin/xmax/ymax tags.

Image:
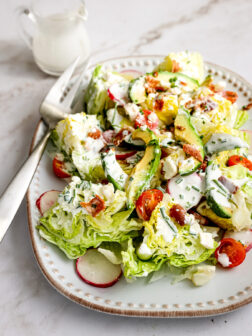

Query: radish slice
<box><xmin>115</xmin><ymin>148</ymin><xmax>137</xmax><ymax>160</ymax></box>
<box><xmin>36</xmin><ymin>190</ymin><xmax>60</xmax><ymax>215</ymax></box>
<box><xmin>167</xmin><ymin>173</ymin><xmax>203</xmax><ymax>209</ymax></box>
<box><xmin>120</xmin><ymin>69</ymin><xmax>143</xmax><ymax>80</ymax></box>
<box><xmin>107</xmin><ymin>83</ymin><xmax>129</xmax><ymax>106</ymax></box>
<box><xmin>224</xmin><ymin>229</ymin><xmax>252</xmax><ymax>252</ymax></box>
<box><xmin>76</xmin><ymin>249</ymin><xmax>122</xmax><ymax>288</ymax></box>
<box><xmin>102</xmin><ymin>130</ymin><xmax>116</xmax><ymax>145</ymax></box>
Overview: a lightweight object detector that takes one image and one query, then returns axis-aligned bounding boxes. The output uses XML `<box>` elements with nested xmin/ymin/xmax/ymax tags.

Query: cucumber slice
<box><xmin>205</xmin><ymin>162</ymin><xmax>232</xmax><ymax>218</ymax></box>
<box><xmin>128</xmin><ymin>76</ymin><xmax>146</xmax><ymax>104</ymax></box>
<box><xmin>205</xmin><ymin>133</ymin><xmax>249</xmax><ymax>155</ymax></box>
<box><xmin>101</xmin><ymin>149</ymin><xmax>128</xmax><ymax>190</ymax></box>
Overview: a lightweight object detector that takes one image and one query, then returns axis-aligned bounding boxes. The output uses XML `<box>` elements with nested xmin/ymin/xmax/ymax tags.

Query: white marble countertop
<box><xmin>1</xmin><ymin>0</ymin><xmax>252</xmax><ymax>335</ymax></box>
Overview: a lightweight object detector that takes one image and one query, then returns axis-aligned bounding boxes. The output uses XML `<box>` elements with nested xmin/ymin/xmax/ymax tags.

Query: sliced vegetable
<box><xmin>227</xmin><ymin>155</ymin><xmax>252</xmax><ymax>171</ymax></box>
<box><xmin>215</xmin><ymin>238</ymin><xmax>246</xmax><ymax>268</ymax></box>
<box><xmin>101</xmin><ymin>149</ymin><xmax>128</xmax><ymax>190</ymax></box>
<box><xmin>136</xmin><ymin>189</ymin><xmax>163</xmax><ymax>221</ymax></box>
<box><xmin>76</xmin><ymin>249</ymin><xmax>122</xmax><ymax>288</ymax></box>
<box><xmin>102</xmin><ymin>130</ymin><xmax>116</xmax><ymax>145</ymax></box>
<box><xmin>120</xmin><ymin>69</ymin><xmax>143</xmax><ymax>81</ymax></box>
<box><xmin>129</xmin><ymin>76</ymin><xmax>146</xmax><ymax>104</ymax></box>
<box><xmin>36</xmin><ymin>190</ymin><xmax>60</xmax><ymax>215</ymax></box>
<box><xmin>107</xmin><ymin>82</ymin><xmax>129</xmax><ymax>105</ymax></box>
<box><xmin>52</xmin><ymin>157</ymin><xmax>71</xmax><ymax>178</ymax></box>
<box><xmin>115</xmin><ymin>148</ymin><xmax>137</xmax><ymax>160</ymax></box>
<box><xmin>166</xmin><ymin>173</ymin><xmax>203</xmax><ymax>209</ymax></box>
<box><xmin>205</xmin><ymin>133</ymin><xmax>249</xmax><ymax>155</ymax></box>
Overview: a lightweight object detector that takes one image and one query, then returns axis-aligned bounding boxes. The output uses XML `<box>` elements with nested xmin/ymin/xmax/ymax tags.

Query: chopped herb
<box><xmin>176</xmin><ymin>177</ymin><xmax>183</xmax><ymax>184</ymax></box>
<box><xmin>179</xmin><ymin>194</ymin><xmax>184</xmax><ymax>199</ymax></box>
<box><xmin>192</xmin><ymin>186</ymin><xmax>200</xmax><ymax>192</ymax></box>
<box><xmin>186</xmin><ymin>186</ymin><xmax>191</xmax><ymax>191</ymax></box>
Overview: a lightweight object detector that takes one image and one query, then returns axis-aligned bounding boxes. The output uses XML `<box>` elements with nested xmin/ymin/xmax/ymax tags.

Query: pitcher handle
<box><xmin>15</xmin><ymin>6</ymin><xmax>36</xmax><ymax>50</ymax></box>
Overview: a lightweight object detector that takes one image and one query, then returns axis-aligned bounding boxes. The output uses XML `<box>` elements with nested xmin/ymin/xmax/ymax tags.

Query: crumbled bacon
<box><xmin>200</xmin><ymin>159</ymin><xmax>208</xmax><ymax>172</ymax></box>
<box><xmin>170</xmin><ymin>204</ymin><xmax>186</xmax><ymax>226</ymax></box>
<box><xmin>171</xmin><ymin>60</ymin><xmax>180</xmax><ymax>73</ymax></box>
<box><xmin>183</xmin><ymin>144</ymin><xmax>203</xmax><ymax>162</ymax></box>
<box><xmin>198</xmin><ymin>98</ymin><xmax>218</xmax><ymax>112</ymax></box>
<box><xmin>188</xmin><ymin>210</ymin><xmax>209</xmax><ymax>226</ymax></box>
<box><xmin>222</xmin><ymin>91</ymin><xmax>238</xmax><ymax>104</ymax></box>
<box><xmin>154</xmin><ymin>97</ymin><xmax>164</xmax><ymax>110</ymax></box>
<box><xmin>112</xmin><ymin>127</ymin><xmax>133</xmax><ymax>146</ymax></box>
<box><xmin>145</xmin><ymin>76</ymin><xmax>164</xmax><ymax>94</ymax></box>
<box><xmin>80</xmin><ymin>195</ymin><xmax>105</xmax><ymax>217</ymax></box>
<box><xmin>175</xmin><ymin>125</ymin><xmax>186</xmax><ymax>131</ymax></box>
<box><xmin>88</xmin><ymin>128</ymin><xmax>102</xmax><ymax>139</ymax></box>
<box><xmin>218</xmin><ymin>176</ymin><xmax>238</xmax><ymax>194</ymax></box>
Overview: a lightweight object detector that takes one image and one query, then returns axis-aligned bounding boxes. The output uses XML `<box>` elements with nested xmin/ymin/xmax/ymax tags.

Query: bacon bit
<box><xmin>161</xmin><ymin>148</ymin><xmax>169</xmax><ymax>159</ymax></box>
<box><xmin>184</xmin><ymin>100</ymin><xmax>194</xmax><ymax>109</ymax></box>
<box><xmin>218</xmin><ymin>176</ymin><xmax>238</xmax><ymax>194</ymax></box>
<box><xmin>113</xmin><ymin>127</ymin><xmax>132</xmax><ymax>146</ymax></box>
<box><xmin>80</xmin><ymin>195</ymin><xmax>105</xmax><ymax>217</ymax></box>
<box><xmin>208</xmin><ymin>83</ymin><xmax>222</xmax><ymax>93</ymax></box>
<box><xmin>183</xmin><ymin>144</ymin><xmax>203</xmax><ymax>162</ymax></box>
<box><xmin>101</xmin><ymin>179</ymin><xmax>109</xmax><ymax>185</ymax></box>
<box><xmin>170</xmin><ymin>204</ymin><xmax>186</xmax><ymax>226</ymax></box>
<box><xmin>222</xmin><ymin>91</ymin><xmax>238</xmax><ymax>104</ymax></box>
<box><xmin>188</xmin><ymin>210</ymin><xmax>209</xmax><ymax>226</ymax></box>
<box><xmin>175</xmin><ymin>125</ymin><xmax>186</xmax><ymax>131</ymax></box>
<box><xmin>153</xmin><ymin>71</ymin><xmax>158</xmax><ymax>77</ymax></box>
<box><xmin>199</xmin><ymin>98</ymin><xmax>218</xmax><ymax>112</ymax></box>
<box><xmin>169</xmin><ymin>126</ymin><xmax>175</xmax><ymax>133</ymax></box>
<box><xmin>88</xmin><ymin>128</ymin><xmax>102</xmax><ymax>139</ymax></box>
<box><xmin>154</xmin><ymin>97</ymin><xmax>164</xmax><ymax>110</ymax></box>
<box><xmin>145</xmin><ymin>76</ymin><xmax>164</xmax><ymax>94</ymax></box>
<box><xmin>180</xmin><ymin>81</ymin><xmax>187</xmax><ymax>86</ymax></box>
<box><xmin>200</xmin><ymin>160</ymin><xmax>208</xmax><ymax>172</ymax></box>
<box><xmin>171</xmin><ymin>60</ymin><xmax>180</xmax><ymax>73</ymax></box>
<box><xmin>242</xmin><ymin>103</ymin><xmax>252</xmax><ymax>111</ymax></box>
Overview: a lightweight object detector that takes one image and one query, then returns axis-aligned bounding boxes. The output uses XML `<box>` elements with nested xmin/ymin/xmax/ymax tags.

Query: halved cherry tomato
<box><xmin>52</xmin><ymin>157</ymin><xmax>71</xmax><ymax>178</ymax></box>
<box><xmin>215</xmin><ymin>238</ymin><xmax>246</xmax><ymax>268</ymax></box>
<box><xmin>136</xmin><ymin>189</ymin><xmax>163</xmax><ymax>221</ymax></box>
<box><xmin>134</xmin><ymin>110</ymin><xmax>159</xmax><ymax>131</ymax></box>
<box><xmin>88</xmin><ymin>128</ymin><xmax>102</xmax><ymax>139</ymax></box>
<box><xmin>80</xmin><ymin>195</ymin><xmax>105</xmax><ymax>217</ymax></box>
<box><xmin>227</xmin><ymin>155</ymin><xmax>252</xmax><ymax>171</ymax></box>
<box><xmin>222</xmin><ymin>90</ymin><xmax>238</xmax><ymax>103</ymax></box>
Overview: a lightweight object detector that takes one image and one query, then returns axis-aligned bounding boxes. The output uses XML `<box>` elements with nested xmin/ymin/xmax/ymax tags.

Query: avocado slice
<box><xmin>179</xmin><ymin>157</ymin><xmax>201</xmax><ymax>176</ymax></box>
<box><xmin>152</xmin><ymin>71</ymin><xmax>199</xmax><ymax>91</ymax></box>
<box><xmin>126</xmin><ymin>128</ymin><xmax>161</xmax><ymax>208</ymax></box>
<box><xmin>205</xmin><ymin>162</ymin><xmax>233</xmax><ymax>218</ymax></box>
<box><xmin>174</xmin><ymin>110</ymin><xmax>204</xmax><ymax>173</ymax></box>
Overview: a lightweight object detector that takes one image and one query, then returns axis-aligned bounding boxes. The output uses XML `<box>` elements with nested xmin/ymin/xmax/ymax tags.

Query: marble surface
<box><xmin>1</xmin><ymin>0</ymin><xmax>252</xmax><ymax>335</ymax></box>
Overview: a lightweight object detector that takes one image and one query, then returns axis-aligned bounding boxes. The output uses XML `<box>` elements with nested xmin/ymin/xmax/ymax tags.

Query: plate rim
<box><xmin>26</xmin><ymin>55</ymin><xmax>252</xmax><ymax>317</ymax></box>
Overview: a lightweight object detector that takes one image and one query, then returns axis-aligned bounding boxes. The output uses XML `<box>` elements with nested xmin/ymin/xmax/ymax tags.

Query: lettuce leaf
<box><xmin>234</xmin><ymin>109</ymin><xmax>249</xmax><ymax>129</ymax></box>
<box><xmin>122</xmin><ymin>239</ymin><xmax>167</xmax><ymax>279</ymax></box>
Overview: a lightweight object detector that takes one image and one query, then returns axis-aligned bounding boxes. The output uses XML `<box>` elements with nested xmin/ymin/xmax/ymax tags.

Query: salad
<box><xmin>36</xmin><ymin>51</ymin><xmax>252</xmax><ymax>288</ymax></box>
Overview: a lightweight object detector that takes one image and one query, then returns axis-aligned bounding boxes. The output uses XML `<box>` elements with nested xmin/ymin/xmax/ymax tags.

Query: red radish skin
<box><xmin>36</xmin><ymin>190</ymin><xmax>60</xmax><ymax>215</ymax></box>
<box><xmin>115</xmin><ymin>150</ymin><xmax>137</xmax><ymax>160</ymax></box>
<box><xmin>224</xmin><ymin>229</ymin><xmax>252</xmax><ymax>253</ymax></box>
<box><xmin>120</xmin><ymin>69</ymin><xmax>143</xmax><ymax>80</ymax></box>
<box><xmin>76</xmin><ymin>249</ymin><xmax>122</xmax><ymax>288</ymax></box>
<box><xmin>107</xmin><ymin>83</ymin><xmax>129</xmax><ymax>106</ymax></box>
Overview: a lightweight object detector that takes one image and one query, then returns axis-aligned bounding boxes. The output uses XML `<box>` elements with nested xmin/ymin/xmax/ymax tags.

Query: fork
<box><xmin>0</xmin><ymin>57</ymin><xmax>88</xmax><ymax>242</ymax></box>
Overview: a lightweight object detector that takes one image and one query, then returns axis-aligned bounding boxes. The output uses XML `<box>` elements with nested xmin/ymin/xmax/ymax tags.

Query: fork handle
<box><xmin>0</xmin><ymin>129</ymin><xmax>51</xmax><ymax>242</ymax></box>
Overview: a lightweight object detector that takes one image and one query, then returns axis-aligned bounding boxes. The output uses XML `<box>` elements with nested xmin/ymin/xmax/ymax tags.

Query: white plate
<box><xmin>27</xmin><ymin>55</ymin><xmax>252</xmax><ymax>317</ymax></box>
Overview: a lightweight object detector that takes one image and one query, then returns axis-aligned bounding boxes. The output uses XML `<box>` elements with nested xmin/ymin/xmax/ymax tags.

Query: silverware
<box><xmin>0</xmin><ymin>57</ymin><xmax>88</xmax><ymax>242</ymax></box>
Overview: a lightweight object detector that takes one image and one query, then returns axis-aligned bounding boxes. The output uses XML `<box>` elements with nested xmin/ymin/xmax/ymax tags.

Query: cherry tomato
<box><xmin>136</xmin><ymin>189</ymin><xmax>163</xmax><ymax>221</ymax></box>
<box><xmin>222</xmin><ymin>90</ymin><xmax>238</xmax><ymax>103</ymax></box>
<box><xmin>80</xmin><ymin>195</ymin><xmax>105</xmax><ymax>217</ymax></box>
<box><xmin>215</xmin><ymin>238</ymin><xmax>246</xmax><ymax>268</ymax></box>
<box><xmin>134</xmin><ymin>110</ymin><xmax>159</xmax><ymax>131</ymax></box>
<box><xmin>227</xmin><ymin>155</ymin><xmax>252</xmax><ymax>171</ymax></box>
<box><xmin>52</xmin><ymin>157</ymin><xmax>71</xmax><ymax>178</ymax></box>
<box><xmin>87</xmin><ymin>128</ymin><xmax>102</xmax><ymax>139</ymax></box>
